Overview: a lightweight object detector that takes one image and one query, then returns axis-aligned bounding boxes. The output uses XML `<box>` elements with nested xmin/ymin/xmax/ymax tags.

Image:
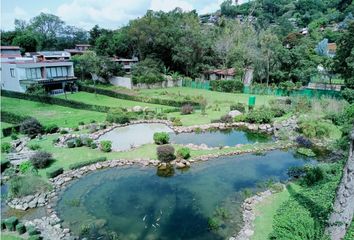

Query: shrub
<box><xmin>1</xmin><ymin>220</ymin><xmax>5</xmax><ymax>230</ymax></box>
<box><xmin>234</xmin><ymin>114</ymin><xmax>246</xmax><ymax>122</ymax></box>
<box><xmin>153</xmin><ymin>132</ymin><xmax>170</xmax><ymax>145</ymax></box>
<box><xmin>172</xmin><ymin>118</ymin><xmax>182</xmax><ymax>126</ymax></box>
<box><xmin>44</xmin><ymin>124</ymin><xmax>59</xmax><ymax>134</ymax></box>
<box><xmin>1</xmin><ymin>142</ymin><xmax>12</xmax><ymax>153</ymax></box>
<box><xmin>78</xmin><ymin>121</ymin><xmax>85</xmax><ymax>125</ymax></box>
<box><xmin>210</xmin><ymin>80</ymin><xmax>244</xmax><ymax>93</ymax></box>
<box><xmin>10</xmin><ymin>133</ymin><xmax>18</xmax><ymax>140</ymax></box>
<box><xmin>100</xmin><ymin>140</ymin><xmax>112</xmax><ymax>152</ymax></box>
<box><xmin>303</xmin><ymin>166</ymin><xmax>324</xmax><ymax>186</ymax></box>
<box><xmin>8</xmin><ymin>175</ymin><xmax>52</xmax><ymax>198</ymax></box>
<box><xmin>81</xmin><ymin>137</ymin><xmax>93</xmax><ymax>146</ymax></box>
<box><xmin>46</xmin><ymin>167</ymin><xmax>64</xmax><ymax>178</ymax></box>
<box><xmin>75</xmin><ymin>138</ymin><xmax>83</xmax><ymax>147</ymax></box>
<box><xmin>341</xmin><ymin>88</ymin><xmax>354</xmax><ymax>104</ymax></box>
<box><xmin>27</xmin><ymin>226</ymin><xmax>40</xmax><ymax>235</ymax></box>
<box><xmin>20</xmin><ymin>118</ymin><xmax>43</xmax><ymax>138</ymax></box>
<box><xmin>297</xmin><ymin>147</ymin><xmax>316</xmax><ymax>157</ymax></box>
<box><xmin>230</xmin><ymin>103</ymin><xmax>246</xmax><ymax>112</ymax></box>
<box><xmin>30</xmin><ymin>151</ymin><xmax>53</xmax><ymax>169</ymax></box>
<box><xmin>219</xmin><ymin>114</ymin><xmax>233</xmax><ymax>123</ymax></box>
<box><xmin>16</xmin><ymin>223</ymin><xmax>26</xmax><ymax>234</ymax></box>
<box><xmin>287</xmin><ymin>166</ymin><xmax>306</xmax><ymax>178</ymax></box>
<box><xmin>28</xmin><ymin>235</ymin><xmax>42</xmax><ymax>240</ymax></box>
<box><xmin>181</xmin><ymin>104</ymin><xmax>194</xmax><ymax>115</ymax></box>
<box><xmin>106</xmin><ymin>109</ymin><xmax>130</xmax><ymax>124</ymax></box>
<box><xmin>157</xmin><ymin>145</ymin><xmax>175</xmax><ymax>162</ymax></box>
<box><xmin>28</xmin><ymin>144</ymin><xmax>41</xmax><ymax>150</ymax></box>
<box><xmin>245</xmin><ymin>108</ymin><xmax>274</xmax><ymax>124</ymax></box>
<box><xmin>177</xmin><ymin>147</ymin><xmax>191</xmax><ymax>159</ymax></box>
<box><xmin>90</xmin><ymin>142</ymin><xmax>98</xmax><ymax>149</ymax></box>
<box><xmin>4</xmin><ymin>217</ymin><xmax>18</xmax><ymax>231</ymax></box>
<box><xmin>207</xmin><ymin>217</ymin><xmax>220</xmax><ymax>230</ymax></box>
<box><xmin>68</xmin><ymin>157</ymin><xmax>107</xmax><ymax>170</ymax></box>
<box><xmin>295</xmin><ymin>136</ymin><xmax>313</xmax><ymax>148</ymax></box>
<box><xmin>299</xmin><ymin>120</ymin><xmax>331</xmax><ymax>138</ymax></box>
<box><xmin>67</xmin><ymin>140</ymin><xmax>76</xmax><ymax>148</ymax></box>
<box><xmin>19</xmin><ymin>161</ymin><xmax>35</xmax><ymax>174</ymax></box>
<box><xmin>60</xmin><ymin>129</ymin><xmax>68</xmax><ymax>134</ymax></box>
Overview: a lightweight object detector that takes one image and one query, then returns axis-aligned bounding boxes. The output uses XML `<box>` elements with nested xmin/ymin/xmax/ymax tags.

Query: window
<box><xmin>25</xmin><ymin>68</ymin><xmax>41</xmax><ymax>79</ymax></box>
<box><xmin>10</xmin><ymin>68</ymin><xmax>15</xmax><ymax>77</ymax></box>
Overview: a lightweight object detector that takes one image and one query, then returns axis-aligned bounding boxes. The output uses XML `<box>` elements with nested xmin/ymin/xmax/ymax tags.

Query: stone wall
<box><xmin>326</xmin><ymin>129</ymin><xmax>354</xmax><ymax>240</ymax></box>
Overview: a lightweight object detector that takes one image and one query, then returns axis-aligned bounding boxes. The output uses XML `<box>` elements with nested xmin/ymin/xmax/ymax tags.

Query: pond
<box><xmin>57</xmin><ymin>150</ymin><xmax>316</xmax><ymax>240</ymax></box>
<box><xmin>98</xmin><ymin>123</ymin><xmax>272</xmax><ymax>151</ymax></box>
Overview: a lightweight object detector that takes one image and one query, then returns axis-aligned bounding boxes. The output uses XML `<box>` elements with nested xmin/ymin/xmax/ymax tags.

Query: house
<box><xmin>64</xmin><ymin>44</ymin><xmax>91</xmax><ymax>56</ymax></box>
<box><xmin>202</xmin><ymin>68</ymin><xmax>236</xmax><ymax>81</ymax></box>
<box><xmin>112</xmin><ymin>57</ymin><xmax>139</xmax><ymax>73</ymax></box>
<box><xmin>327</xmin><ymin>43</ymin><xmax>337</xmax><ymax>57</ymax></box>
<box><xmin>1</xmin><ymin>46</ymin><xmax>77</xmax><ymax>94</ymax></box>
<box><xmin>25</xmin><ymin>51</ymin><xmax>71</xmax><ymax>61</ymax></box>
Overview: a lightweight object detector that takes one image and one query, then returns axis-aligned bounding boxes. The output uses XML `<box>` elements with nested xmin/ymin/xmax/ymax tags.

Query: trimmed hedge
<box><xmin>1</xmin><ymin>110</ymin><xmax>32</xmax><ymax>124</ymax></box>
<box><xmin>80</xmin><ymin>85</ymin><xmax>200</xmax><ymax>107</ymax></box>
<box><xmin>1</xmin><ymin>89</ymin><xmax>111</xmax><ymax>113</ymax></box>
<box><xmin>210</xmin><ymin>80</ymin><xmax>244</xmax><ymax>93</ymax></box>
<box><xmin>46</xmin><ymin>167</ymin><xmax>64</xmax><ymax>178</ymax></box>
<box><xmin>68</xmin><ymin>157</ymin><xmax>107</xmax><ymax>170</ymax></box>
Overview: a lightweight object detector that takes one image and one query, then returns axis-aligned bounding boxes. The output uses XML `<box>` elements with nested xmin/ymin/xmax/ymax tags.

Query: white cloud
<box><xmin>14</xmin><ymin>7</ymin><xmax>28</xmax><ymax>17</ymax></box>
<box><xmin>1</xmin><ymin>6</ymin><xmax>30</xmax><ymax>30</ymax></box>
<box><xmin>56</xmin><ymin>0</ymin><xmax>150</xmax><ymax>29</ymax></box>
<box><xmin>149</xmin><ymin>0</ymin><xmax>194</xmax><ymax>12</ymax></box>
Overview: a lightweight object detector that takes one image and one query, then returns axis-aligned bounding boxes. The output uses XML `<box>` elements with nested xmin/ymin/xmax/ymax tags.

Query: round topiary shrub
<box><xmin>153</xmin><ymin>132</ymin><xmax>170</xmax><ymax>145</ymax></box>
<box><xmin>20</xmin><ymin>118</ymin><xmax>43</xmax><ymax>138</ymax></box>
<box><xmin>157</xmin><ymin>145</ymin><xmax>175</xmax><ymax>162</ymax></box>
<box><xmin>30</xmin><ymin>151</ymin><xmax>53</xmax><ymax>169</ymax></box>
<box><xmin>100</xmin><ymin>140</ymin><xmax>112</xmax><ymax>152</ymax></box>
<box><xmin>177</xmin><ymin>147</ymin><xmax>191</xmax><ymax>159</ymax></box>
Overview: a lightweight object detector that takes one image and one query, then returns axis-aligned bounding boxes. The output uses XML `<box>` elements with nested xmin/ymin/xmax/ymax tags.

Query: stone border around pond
<box><xmin>5</xmin><ymin>140</ymin><xmax>294</xmax><ymax>240</ymax></box>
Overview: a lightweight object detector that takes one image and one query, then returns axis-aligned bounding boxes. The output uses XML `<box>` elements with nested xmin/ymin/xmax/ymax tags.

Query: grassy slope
<box><xmin>56</xmin><ymin>92</ymin><xmax>174</xmax><ymax>110</ymax></box>
<box><xmin>1</xmin><ymin>234</ymin><xmax>24</xmax><ymax>240</ymax></box>
<box><xmin>251</xmin><ymin>183</ymin><xmax>302</xmax><ymax>240</ymax></box>
<box><xmin>1</xmin><ymin>96</ymin><xmax>106</xmax><ymax>128</ymax></box>
<box><xmin>138</xmin><ymin>87</ymin><xmax>275</xmax><ymax>126</ymax></box>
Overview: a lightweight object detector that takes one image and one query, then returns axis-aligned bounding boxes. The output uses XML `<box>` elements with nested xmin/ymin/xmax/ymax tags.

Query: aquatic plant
<box><xmin>207</xmin><ymin>217</ymin><xmax>220</xmax><ymax>230</ymax></box>
<box><xmin>297</xmin><ymin>147</ymin><xmax>316</xmax><ymax>157</ymax></box>
<box><xmin>153</xmin><ymin>132</ymin><xmax>170</xmax><ymax>145</ymax></box>
<box><xmin>177</xmin><ymin>147</ymin><xmax>191</xmax><ymax>159</ymax></box>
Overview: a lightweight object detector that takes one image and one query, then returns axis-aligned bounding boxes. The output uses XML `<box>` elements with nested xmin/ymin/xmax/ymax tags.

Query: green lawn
<box><xmin>1</xmin><ymin>233</ymin><xmax>24</xmax><ymax>240</ymax></box>
<box><xmin>137</xmin><ymin>87</ymin><xmax>276</xmax><ymax>126</ymax></box>
<box><xmin>1</xmin><ymin>96</ymin><xmax>106</xmax><ymax>128</ymax></box>
<box><xmin>56</xmin><ymin>92</ymin><xmax>175</xmax><ymax>110</ymax></box>
<box><xmin>251</xmin><ymin>184</ymin><xmax>302</xmax><ymax>240</ymax></box>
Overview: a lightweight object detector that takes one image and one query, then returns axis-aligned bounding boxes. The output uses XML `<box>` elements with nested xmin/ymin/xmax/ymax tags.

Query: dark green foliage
<box><xmin>210</xmin><ymin>80</ymin><xmax>244</xmax><ymax>93</ymax></box>
<box><xmin>1</xmin><ymin>220</ymin><xmax>5</xmax><ymax>230</ymax></box>
<box><xmin>219</xmin><ymin>114</ymin><xmax>233</xmax><ymax>123</ymax></box>
<box><xmin>66</xmin><ymin>140</ymin><xmax>76</xmax><ymax>148</ymax></box>
<box><xmin>1</xmin><ymin>159</ymin><xmax>10</xmax><ymax>173</ymax></box>
<box><xmin>16</xmin><ymin>223</ymin><xmax>26</xmax><ymax>234</ymax></box>
<box><xmin>157</xmin><ymin>145</ymin><xmax>175</xmax><ymax>162</ymax></box>
<box><xmin>68</xmin><ymin>157</ymin><xmax>107</xmax><ymax>170</ymax></box>
<box><xmin>30</xmin><ymin>151</ymin><xmax>53</xmax><ymax>169</ymax></box>
<box><xmin>28</xmin><ymin>144</ymin><xmax>41</xmax><ymax>150</ymax></box>
<box><xmin>0</xmin><ymin>110</ymin><xmax>31</xmax><ymax>124</ymax></box>
<box><xmin>177</xmin><ymin>147</ymin><xmax>191</xmax><ymax>159</ymax></box>
<box><xmin>153</xmin><ymin>132</ymin><xmax>170</xmax><ymax>145</ymax></box>
<box><xmin>106</xmin><ymin>109</ymin><xmax>130</xmax><ymax>124</ymax></box>
<box><xmin>296</xmin><ymin>136</ymin><xmax>313</xmax><ymax>148</ymax></box>
<box><xmin>20</xmin><ymin>118</ymin><xmax>44</xmax><ymax>138</ymax></box>
<box><xmin>44</xmin><ymin>124</ymin><xmax>59</xmax><ymax>134</ymax></box>
<box><xmin>28</xmin><ymin>226</ymin><xmax>40</xmax><ymax>236</ymax></box>
<box><xmin>245</xmin><ymin>108</ymin><xmax>274</xmax><ymax>124</ymax></box>
<box><xmin>1</xmin><ymin>142</ymin><xmax>12</xmax><ymax>153</ymax></box>
<box><xmin>28</xmin><ymin>235</ymin><xmax>42</xmax><ymax>240</ymax></box>
<box><xmin>303</xmin><ymin>166</ymin><xmax>325</xmax><ymax>186</ymax></box>
<box><xmin>230</xmin><ymin>103</ymin><xmax>246</xmax><ymax>112</ymax></box>
<box><xmin>80</xmin><ymin>85</ymin><xmax>200</xmax><ymax>107</ymax></box>
<box><xmin>271</xmin><ymin>163</ymin><xmax>341</xmax><ymax>240</ymax></box>
<box><xmin>341</xmin><ymin>88</ymin><xmax>354</xmax><ymax>103</ymax></box>
<box><xmin>299</xmin><ymin>120</ymin><xmax>331</xmax><ymax>138</ymax></box>
<box><xmin>181</xmin><ymin>104</ymin><xmax>194</xmax><ymax>115</ymax></box>
<box><xmin>10</xmin><ymin>133</ymin><xmax>18</xmax><ymax>140</ymax></box>
<box><xmin>4</xmin><ymin>217</ymin><xmax>18</xmax><ymax>231</ymax></box>
<box><xmin>46</xmin><ymin>167</ymin><xmax>64</xmax><ymax>178</ymax></box>
<box><xmin>60</xmin><ymin>129</ymin><xmax>68</xmax><ymax>134</ymax></box>
<box><xmin>90</xmin><ymin>142</ymin><xmax>98</xmax><ymax>149</ymax></box>
<box><xmin>100</xmin><ymin>140</ymin><xmax>112</xmax><ymax>152</ymax></box>
<box><xmin>132</xmin><ymin>58</ymin><xmax>164</xmax><ymax>84</ymax></box>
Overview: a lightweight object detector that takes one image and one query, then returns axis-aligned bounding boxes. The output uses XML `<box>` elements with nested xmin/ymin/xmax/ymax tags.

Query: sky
<box><xmin>1</xmin><ymin>0</ymin><xmax>246</xmax><ymax>31</ymax></box>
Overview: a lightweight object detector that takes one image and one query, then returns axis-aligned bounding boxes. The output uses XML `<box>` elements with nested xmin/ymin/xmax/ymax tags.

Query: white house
<box><xmin>1</xmin><ymin>46</ymin><xmax>77</xmax><ymax>94</ymax></box>
<box><xmin>112</xmin><ymin>57</ymin><xmax>139</xmax><ymax>73</ymax></box>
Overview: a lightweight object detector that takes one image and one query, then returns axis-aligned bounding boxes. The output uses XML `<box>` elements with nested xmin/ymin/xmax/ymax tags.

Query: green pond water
<box><xmin>57</xmin><ymin>150</ymin><xmax>315</xmax><ymax>240</ymax></box>
<box><xmin>98</xmin><ymin>123</ymin><xmax>272</xmax><ymax>151</ymax></box>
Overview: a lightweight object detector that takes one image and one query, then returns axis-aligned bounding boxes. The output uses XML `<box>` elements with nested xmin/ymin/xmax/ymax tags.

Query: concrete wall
<box><xmin>109</xmin><ymin>76</ymin><xmax>182</xmax><ymax>89</ymax></box>
<box><xmin>109</xmin><ymin>76</ymin><xmax>133</xmax><ymax>89</ymax></box>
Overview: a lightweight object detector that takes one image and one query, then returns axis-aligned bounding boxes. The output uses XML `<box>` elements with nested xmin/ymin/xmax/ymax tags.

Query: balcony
<box><xmin>20</xmin><ymin>76</ymin><xmax>78</xmax><ymax>84</ymax></box>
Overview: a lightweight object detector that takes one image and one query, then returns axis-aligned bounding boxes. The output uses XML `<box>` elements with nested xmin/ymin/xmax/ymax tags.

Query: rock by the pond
<box><xmin>228</xmin><ymin>110</ymin><xmax>242</xmax><ymax>118</ymax></box>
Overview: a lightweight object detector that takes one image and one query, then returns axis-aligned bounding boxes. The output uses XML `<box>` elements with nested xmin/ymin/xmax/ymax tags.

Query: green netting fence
<box><xmin>182</xmin><ymin>79</ymin><xmax>342</xmax><ymax>99</ymax></box>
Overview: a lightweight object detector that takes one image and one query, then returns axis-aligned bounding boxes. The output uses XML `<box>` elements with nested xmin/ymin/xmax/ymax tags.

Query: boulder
<box><xmin>228</xmin><ymin>110</ymin><xmax>242</xmax><ymax>118</ymax></box>
<box><xmin>132</xmin><ymin>106</ymin><xmax>143</xmax><ymax>112</ymax></box>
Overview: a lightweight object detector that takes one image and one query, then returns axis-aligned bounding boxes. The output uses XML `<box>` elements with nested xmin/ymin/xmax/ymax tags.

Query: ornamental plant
<box><xmin>153</xmin><ymin>132</ymin><xmax>170</xmax><ymax>145</ymax></box>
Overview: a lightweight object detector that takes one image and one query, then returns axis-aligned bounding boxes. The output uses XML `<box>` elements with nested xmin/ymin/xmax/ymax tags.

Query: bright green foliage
<box><xmin>1</xmin><ymin>142</ymin><xmax>12</xmax><ymax>153</ymax></box>
<box><xmin>153</xmin><ymin>132</ymin><xmax>170</xmax><ymax>145</ymax></box>
<box><xmin>341</xmin><ymin>88</ymin><xmax>354</xmax><ymax>104</ymax></box>
<box><xmin>132</xmin><ymin>58</ymin><xmax>164</xmax><ymax>84</ymax></box>
<box><xmin>46</xmin><ymin>167</ymin><xmax>64</xmax><ymax>178</ymax></box>
<box><xmin>177</xmin><ymin>147</ymin><xmax>191</xmax><ymax>159</ymax></box>
<box><xmin>210</xmin><ymin>80</ymin><xmax>244</xmax><ymax>93</ymax></box>
<box><xmin>106</xmin><ymin>109</ymin><xmax>130</xmax><ymax>124</ymax></box>
<box><xmin>299</xmin><ymin>120</ymin><xmax>331</xmax><ymax>138</ymax></box>
<box><xmin>100</xmin><ymin>140</ymin><xmax>112</xmax><ymax>152</ymax></box>
<box><xmin>270</xmin><ymin>163</ymin><xmax>342</xmax><ymax>239</ymax></box>
<box><xmin>28</xmin><ymin>143</ymin><xmax>41</xmax><ymax>150</ymax></box>
<box><xmin>297</xmin><ymin>148</ymin><xmax>316</xmax><ymax>157</ymax></box>
<box><xmin>245</xmin><ymin>108</ymin><xmax>274</xmax><ymax>124</ymax></box>
<box><xmin>68</xmin><ymin>157</ymin><xmax>107</xmax><ymax>170</ymax></box>
<box><xmin>19</xmin><ymin>161</ymin><xmax>35</xmax><ymax>174</ymax></box>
